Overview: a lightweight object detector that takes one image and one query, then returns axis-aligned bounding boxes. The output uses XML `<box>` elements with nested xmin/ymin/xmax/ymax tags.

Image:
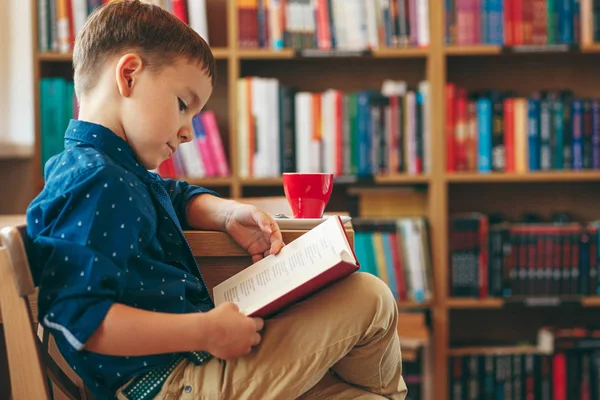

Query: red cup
<box><xmin>282</xmin><ymin>173</ymin><xmax>334</xmax><ymax>218</ymax></box>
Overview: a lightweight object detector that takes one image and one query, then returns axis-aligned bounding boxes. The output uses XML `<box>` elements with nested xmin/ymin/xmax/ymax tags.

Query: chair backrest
<box><xmin>0</xmin><ymin>225</ymin><xmax>89</xmax><ymax>400</ymax></box>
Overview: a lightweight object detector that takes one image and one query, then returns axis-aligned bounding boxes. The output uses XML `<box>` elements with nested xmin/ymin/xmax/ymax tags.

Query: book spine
<box><xmin>540</xmin><ymin>96</ymin><xmax>552</xmax><ymax>170</ymax></box>
<box><xmin>593</xmin><ymin>99</ymin><xmax>600</xmax><ymax>169</ymax></box>
<box><xmin>527</xmin><ymin>97</ymin><xmax>541</xmax><ymax>171</ymax></box>
<box><xmin>492</xmin><ymin>94</ymin><xmax>505</xmax><ymax>172</ymax></box>
<box><xmin>572</xmin><ymin>98</ymin><xmax>584</xmax><ymax>170</ymax></box>
<box><xmin>477</xmin><ymin>97</ymin><xmax>493</xmax><ymax>173</ymax></box>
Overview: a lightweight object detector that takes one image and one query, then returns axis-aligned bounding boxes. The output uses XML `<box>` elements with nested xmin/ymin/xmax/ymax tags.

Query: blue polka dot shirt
<box><xmin>26</xmin><ymin>120</ymin><xmax>219</xmax><ymax>399</ymax></box>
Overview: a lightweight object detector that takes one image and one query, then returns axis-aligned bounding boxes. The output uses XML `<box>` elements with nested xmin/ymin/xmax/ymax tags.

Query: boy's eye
<box><xmin>178</xmin><ymin>98</ymin><xmax>188</xmax><ymax>112</ymax></box>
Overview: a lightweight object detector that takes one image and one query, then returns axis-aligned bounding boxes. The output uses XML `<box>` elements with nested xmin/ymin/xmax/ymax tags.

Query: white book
<box><xmin>213</xmin><ymin>216</ymin><xmax>358</xmax><ymax>318</ymax></box>
<box><xmin>72</xmin><ymin>0</ymin><xmax>88</xmax><ymax>38</ymax></box>
<box><xmin>295</xmin><ymin>92</ymin><xmax>313</xmax><ymax>173</ymax></box>
<box><xmin>321</xmin><ymin>91</ymin><xmax>332</xmax><ymax>174</ymax></box>
<box><xmin>364</xmin><ymin>0</ymin><xmax>379</xmax><ymax>50</ymax></box>
<box><xmin>416</xmin><ymin>0</ymin><xmax>429</xmax><ymax>46</ymax></box>
<box><xmin>188</xmin><ymin>0</ymin><xmax>209</xmax><ymax>43</ymax></box>
<box><xmin>237</xmin><ymin>79</ymin><xmax>249</xmax><ymax>178</ymax></box>
<box><xmin>179</xmin><ymin>140</ymin><xmax>205</xmax><ymax>178</ymax></box>
<box><xmin>331</xmin><ymin>0</ymin><xmax>346</xmax><ymax>49</ymax></box>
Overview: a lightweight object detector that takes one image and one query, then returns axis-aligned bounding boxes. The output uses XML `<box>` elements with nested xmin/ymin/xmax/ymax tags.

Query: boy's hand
<box><xmin>203</xmin><ymin>302</ymin><xmax>264</xmax><ymax>360</ymax></box>
<box><xmin>224</xmin><ymin>203</ymin><xmax>284</xmax><ymax>263</ymax></box>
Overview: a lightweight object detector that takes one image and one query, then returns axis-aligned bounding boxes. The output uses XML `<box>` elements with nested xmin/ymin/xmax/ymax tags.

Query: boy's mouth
<box><xmin>167</xmin><ymin>143</ymin><xmax>177</xmax><ymax>154</ymax></box>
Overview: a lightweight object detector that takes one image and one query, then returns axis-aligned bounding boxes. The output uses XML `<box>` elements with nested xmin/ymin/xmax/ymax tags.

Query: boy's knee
<box><xmin>347</xmin><ymin>272</ymin><xmax>397</xmax><ymax>317</ymax></box>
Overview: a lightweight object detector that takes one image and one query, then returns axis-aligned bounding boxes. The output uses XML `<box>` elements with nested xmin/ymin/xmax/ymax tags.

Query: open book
<box><xmin>213</xmin><ymin>215</ymin><xmax>359</xmax><ymax>318</ymax></box>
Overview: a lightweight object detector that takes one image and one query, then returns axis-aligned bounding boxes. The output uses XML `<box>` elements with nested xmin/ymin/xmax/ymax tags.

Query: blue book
<box><xmin>356</xmin><ymin>91</ymin><xmax>372</xmax><ymax>176</ymax></box>
<box><xmin>572</xmin><ymin>99</ymin><xmax>584</xmax><ymax>169</ymax></box>
<box><xmin>558</xmin><ymin>0</ymin><xmax>574</xmax><ymax>44</ymax></box>
<box><xmin>481</xmin><ymin>0</ymin><xmax>489</xmax><ymax>44</ymax></box>
<box><xmin>553</xmin><ymin>97</ymin><xmax>565</xmax><ymax>169</ymax></box>
<box><xmin>527</xmin><ymin>98</ymin><xmax>541</xmax><ymax>171</ymax></box>
<box><xmin>477</xmin><ymin>97</ymin><xmax>493</xmax><ymax>172</ymax></box>
<box><xmin>488</xmin><ymin>0</ymin><xmax>504</xmax><ymax>44</ymax></box>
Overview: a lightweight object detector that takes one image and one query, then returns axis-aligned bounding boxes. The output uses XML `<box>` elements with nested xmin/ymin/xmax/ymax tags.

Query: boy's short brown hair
<box><xmin>73</xmin><ymin>0</ymin><xmax>216</xmax><ymax>98</ymax></box>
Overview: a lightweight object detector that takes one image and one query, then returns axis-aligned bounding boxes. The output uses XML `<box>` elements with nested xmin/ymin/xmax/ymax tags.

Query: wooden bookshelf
<box><xmin>446</xmin><ymin>171</ymin><xmax>600</xmax><ymax>183</ymax></box>
<box><xmin>29</xmin><ymin>1</ymin><xmax>600</xmax><ymax>399</ymax></box>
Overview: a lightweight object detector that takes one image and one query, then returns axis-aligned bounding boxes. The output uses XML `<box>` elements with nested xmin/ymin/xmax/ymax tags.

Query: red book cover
<box><xmin>315</xmin><ymin>0</ymin><xmax>331</xmax><ymax>49</ymax></box>
<box><xmin>513</xmin><ymin>0</ymin><xmax>524</xmax><ymax>45</ymax></box>
<box><xmin>201</xmin><ymin>111</ymin><xmax>231</xmax><ymax>177</ymax></box>
<box><xmin>531</xmin><ymin>0</ymin><xmax>548</xmax><ymax>44</ymax></box>
<box><xmin>213</xmin><ymin>216</ymin><xmax>359</xmax><ymax>319</ymax></box>
<box><xmin>504</xmin><ymin>0</ymin><xmax>514</xmax><ymax>45</ymax></box>
<box><xmin>171</xmin><ymin>0</ymin><xmax>188</xmax><ymax>24</ymax></box>
<box><xmin>455</xmin><ymin>89</ymin><xmax>468</xmax><ymax>171</ymax></box>
<box><xmin>522</xmin><ymin>0</ymin><xmax>532</xmax><ymax>44</ymax></box>
<box><xmin>446</xmin><ymin>83</ymin><xmax>456</xmax><ymax>172</ymax></box>
<box><xmin>504</xmin><ymin>97</ymin><xmax>515</xmax><ymax>172</ymax></box>
<box><xmin>552</xmin><ymin>353</ymin><xmax>566</xmax><ymax>400</ymax></box>
<box><xmin>66</xmin><ymin>0</ymin><xmax>75</xmax><ymax>48</ymax></box>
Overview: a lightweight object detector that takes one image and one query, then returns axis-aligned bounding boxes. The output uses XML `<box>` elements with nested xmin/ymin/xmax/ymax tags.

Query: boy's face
<box><xmin>119</xmin><ymin>55</ymin><xmax>213</xmax><ymax>170</ymax></box>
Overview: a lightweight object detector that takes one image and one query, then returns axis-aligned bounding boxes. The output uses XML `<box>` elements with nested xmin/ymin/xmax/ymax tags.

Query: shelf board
<box><xmin>37</xmin><ymin>52</ymin><xmax>73</xmax><ymax>62</ymax></box>
<box><xmin>444</xmin><ymin>45</ymin><xmax>502</xmax><ymax>56</ymax></box>
<box><xmin>448</xmin><ymin>345</ymin><xmax>540</xmax><ymax>356</ymax></box>
<box><xmin>181</xmin><ymin>177</ymin><xmax>233</xmax><ymax>186</ymax></box>
<box><xmin>371</xmin><ymin>47</ymin><xmax>429</xmax><ymax>58</ymax></box>
<box><xmin>446</xmin><ymin>171</ymin><xmax>600</xmax><ymax>183</ymax></box>
<box><xmin>237</xmin><ymin>47</ymin><xmax>428</xmax><ymax>60</ymax></box>
<box><xmin>0</xmin><ymin>143</ymin><xmax>33</xmax><ymax>159</ymax></box>
<box><xmin>237</xmin><ymin>49</ymin><xmax>295</xmax><ymax>59</ymax></box>
<box><xmin>448</xmin><ymin>297</ymin><xmax>600</xmax><ymax>309</ymax></box>
<box><xmin>447</xmin><ymin>298</ymin><xmax>505</xmax><ymax>309</ymax></box>
<box><xmin>375</xmin><ymin>174</ymin><xmax>430</xmax><ymax>184</ymax></box>
<box><xmin>397</xmin><ymin>300</ymin><xmax>432</xmax><ymax>309</ymax></box>
<box><xmin>581</xmin><ymin>43</ymin><xmax>600</xmax><ymax>53</ymax></box>
<box><xmin>37</xmin><ymin>47</ymin><xmax>230</xmax><ymax>62</ymax></box>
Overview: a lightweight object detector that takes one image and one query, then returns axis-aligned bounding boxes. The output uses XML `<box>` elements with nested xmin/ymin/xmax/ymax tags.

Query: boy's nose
<box><xmin>178</xmin><ymin>128</ymin><xmax>193</xmax><ymax>143</ymax></box>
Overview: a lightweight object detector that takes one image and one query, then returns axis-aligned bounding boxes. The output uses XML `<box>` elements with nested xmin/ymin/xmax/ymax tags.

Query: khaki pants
<box><xmin>117</xmin><ymin>272</ymin><xmax>408</xmax><ymax>399</ymax></box>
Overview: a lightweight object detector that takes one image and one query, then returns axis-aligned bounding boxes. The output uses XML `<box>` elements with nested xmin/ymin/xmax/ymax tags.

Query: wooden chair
<box><xmin>0</xmin><ymin>225</ymin><xmax>92</xmax><ymax>400</ymax></box>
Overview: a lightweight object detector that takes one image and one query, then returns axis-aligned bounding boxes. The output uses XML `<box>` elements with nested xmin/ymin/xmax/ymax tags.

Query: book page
<box><xmin>214</xmin><ymin>216</ymin><xmax>355</xmax><ymax>315</ymax></box>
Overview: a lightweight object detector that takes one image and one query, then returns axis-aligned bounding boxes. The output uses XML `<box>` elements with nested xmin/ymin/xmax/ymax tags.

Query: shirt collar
<box><xmin>64</xmin><ymin>119</ymin><xmax>153</xmax><ymax>180</ymax></box>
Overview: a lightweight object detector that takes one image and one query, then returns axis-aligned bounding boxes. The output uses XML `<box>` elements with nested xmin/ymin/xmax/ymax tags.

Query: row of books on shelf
<box><xmin>397</xmin><ymin>311</ymin><xmax>432</xmax><ymax>400</ymax></box>
<box><xmin>238</xmin><ymin>77</ymin><xmax>430</xmax><ymax>178</ymax></box>
<box><xmin>353</xmin><ymin>217</ymin><xmax>434</xmax><ymax>303</ymax></box>
<box><xmin>445</xmin><ymin>0</ymin><xmax>597</xmax><ymax>46</ymax></box>
<box><xmin>239</xmin><ymin>0</ymin><xmax>430</xmax><ymax>51</ymax></box>
<box><xmin>446</xmin><ymin>85</ymin><xmax>600</xmax><ymax>173</ymax></box>
<box><xmin>450</xmin><ymin>326</ymin><xmax>600</xmax><ymax>400</ymax></box>
<box><xmin>157</xmin><ymin>111</ymin><xmax>230</xmax><ymax>179</ymax></box>
<box><xmin>450</xmin><ymin>212</ymin><xmax>600</xmax><ymax>298</ymax></box>
<box><xmin>37</xmin><ymin>0</ymin><xmax>209</xmax><ymax>53</ymax></box>
<box><xmin>40</xmin><ymin>78</ymin><xmax>78</xmax><ymax>173</ymax></box>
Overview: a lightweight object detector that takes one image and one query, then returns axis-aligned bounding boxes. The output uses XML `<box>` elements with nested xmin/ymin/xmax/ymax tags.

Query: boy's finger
<box><xmin>253</xmin><ymin>211</ymin><xmax>273</xmax><ymax>234</ymax></box>
<box><xmin>253</xmin><ymin>317</ymin><xmax>264</xmax><ymax>331</ymax></box>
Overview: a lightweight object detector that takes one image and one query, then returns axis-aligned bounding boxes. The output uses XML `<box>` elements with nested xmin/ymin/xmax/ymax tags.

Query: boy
<box><xmin>26</xmin><ymin>1</ymin><xmax>407</xmax><ymax>399</ymax></box>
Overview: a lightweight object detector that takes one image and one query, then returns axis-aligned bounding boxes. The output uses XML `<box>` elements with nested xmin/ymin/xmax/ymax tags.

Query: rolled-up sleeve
<box><xmin>155</xmin><ymin>175</ymin><xmax>220</xmax><ymax>229</ymax></box>
<box><xmin>32</xmin><ymin>166</ymin><xmax>147</xmax><ymax>351</ymax></box>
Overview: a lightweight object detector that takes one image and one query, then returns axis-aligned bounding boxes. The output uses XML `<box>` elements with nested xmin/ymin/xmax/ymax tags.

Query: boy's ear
<box><xmin>115</xmin><ymin>54</ymin><xmax>144</xmax><ymax>98</ymax></box>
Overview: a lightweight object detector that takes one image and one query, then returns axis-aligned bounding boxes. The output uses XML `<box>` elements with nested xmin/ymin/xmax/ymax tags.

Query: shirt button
<box><xmin>184</xmin><ymin>385</ymin><xmax>192</xmax><ymax>393</ymax></box>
